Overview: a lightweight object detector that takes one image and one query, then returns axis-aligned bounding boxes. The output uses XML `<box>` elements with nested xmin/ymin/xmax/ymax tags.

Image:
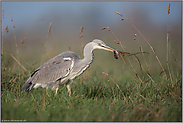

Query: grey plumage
<box><xmin>22</xmin><ymin>39</ymin><xmax>118</xmax><ymax>95</ymax></box>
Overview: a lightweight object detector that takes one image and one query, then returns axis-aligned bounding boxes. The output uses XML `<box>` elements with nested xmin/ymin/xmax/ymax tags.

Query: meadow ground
<box><xmin>1</xmin><ymin>45</ymin><xmax>182</xmax><ymax>121</ymax></box>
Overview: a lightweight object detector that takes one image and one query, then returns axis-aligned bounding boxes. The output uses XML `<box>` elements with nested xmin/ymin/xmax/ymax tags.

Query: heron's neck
<box><xmin>82</xmin><ymin>42</ymin><xmax>94</xmax><ymax>65</ymax></box>
<box><xmin>71</xmin><ymin>43</ymin><xmax>94</xmax><ymax>79</ymax></box>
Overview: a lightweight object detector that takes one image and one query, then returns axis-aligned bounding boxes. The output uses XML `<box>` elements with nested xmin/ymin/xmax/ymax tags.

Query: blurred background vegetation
<box><xmin>2</xmin><ymin>2</ymin><xmax>181</xmax><ymax>76</ymax></box>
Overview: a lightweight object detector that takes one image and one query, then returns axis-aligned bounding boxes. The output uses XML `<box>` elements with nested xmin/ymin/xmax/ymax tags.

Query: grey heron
<box><xmin>22</xmin><ymin>39</ymin><xmax>119</xmax><ymax>96</ymax></box>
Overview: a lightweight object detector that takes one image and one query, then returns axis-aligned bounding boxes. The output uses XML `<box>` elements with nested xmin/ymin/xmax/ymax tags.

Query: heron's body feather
<box><xmin>22</xmin><ymin>51</ymin><xmax>79</xmax><ymax>91</ymax></box>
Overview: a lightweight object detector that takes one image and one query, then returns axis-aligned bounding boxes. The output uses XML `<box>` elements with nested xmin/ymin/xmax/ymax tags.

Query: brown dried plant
<box><xmin>1</xmin><ymin>8</ymin><xmax>4</xmax><ymax>55</ymax></box>
<box><xmin>10</xmin><ymin>54</ymin><xmax>27</xmax><ymax>72</ymax></box>
<box><xmin>114</xmin><ymin>40</ymin><xmax>120</xmax><ymax>44</ymax></box>
<box><xmin>115</xmin><ymin>11</ymin><xmax>167</xmax><ymax>79</ymax></box>
<box><xmin>102</xmin><ymin>26</ymin><xmax>143</xmax><ymax>82</ymax></box>
<box><xmin>79</xmin><ymin>26</ymin><xmax>84</xmax><ymax>38</ymax></box>
<box><xmin>5</xmin><ymin>25</ymin><xmax>9</xmax><ymax>33</ymax></box>
<box><xmin>41</xmin><ymin>22</ymin><xmax>52</xmax><ymax>65</ymax></box>
<box><xmin>47</xmin><ymin>22</ymin><xmax>52</xmax><ymax>38</ymax></box>
<box><xmin>2</xmin><ymin>8</ymin><xmax>4</xmax><ymax>18</ymax></box>
<box><xmin>10</xmin><ymin>13</ymin><xmax>13</xmax><ymax>21</ymax></box>
<box><xmin>166</xmin><ymin>3</ymin><xmax>173</xmax><ymax>86</ymax></box>
<box><xmin>9</xmin><ymin>13</ymin><xmax>23</xmax><ymax>92</ymax></box>
<box><xmin>79</xmin><ymin>26</ymin><xmax>84</xmax><ymax>57</ymax></box>
<box><xmin>102</xmin><ymin>27</ymin><xmax>110</xmax><ymax>31</ymax></box>
<box><xmin>168</xmin><ymin>3</ymin><xmax>170</xmax><ymax>14</ymax></box>
<box><xmin>20</xmin><ymin>37</ymin><xmax>26</xmax><ymax>44</ymax></box>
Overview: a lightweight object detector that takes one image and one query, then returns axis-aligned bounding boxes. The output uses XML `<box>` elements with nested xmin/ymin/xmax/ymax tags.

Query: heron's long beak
<box><xmin>101</xmin><ymin>44</ymin><xmax>119</xmax><ymax>59</ymax></box>
<box><xmin>102</xmin><ymin>45</ymin><xmax>115</xmax><ymax>52</ymax></box>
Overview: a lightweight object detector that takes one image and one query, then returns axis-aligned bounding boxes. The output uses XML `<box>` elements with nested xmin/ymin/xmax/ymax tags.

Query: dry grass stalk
<box><xmin>101</xmin><ymin>72</ymin><xmax>123</xmax><ymax>94</ymax></box>
<box><xmin>21</xmin><ymin>37</ymin><xmax>26</xmax><ymax>48</ymax></box>
<box><xmin>47</xmin><ymin>22</ymin><xmax>52</xmax><ymax>38</ymax></box>
<box><xmin>10</xmin><ymin>13</ymin><xmax>13</xmax><ymax>21</ymax></box>
<box><xmin>115</xmin><ymin>11</ymin><xmax>167</xmax><ymax>79</ymax></box>
<box><xmin>134</xmin><ymin>33</ymin><xmax>137</xmax><ymax>40</ymax></box>
<box><xmin>10</xmin><ymin>13</ymin><xmax>21</xmax><ymax>91</ymax></box>
<box><xmin>170</xmin><ymin>50</ymin><xmax>177</xmax><ymax>64</ymax></box>
<box><xmin>114</xmin><ymin>40</ymin><xmax>120</xmax><ymax>44</ymax></box>
<box><xmin>111</xmin><ymin>77</ymin><xmax>122</xmax><ymax>91</ymax></box>
<box><xmin>140</xmin><ymin>46</ymin><xmax>151</xmax><ymax>76</ymax></box>
<box><xmin>2</xmin><ymin>8</ymin><xmax>4</xmax><ymax>18</ymax></box>
<box><xmin>115</xmin><ymin>12</ymin><xmax>122</xmax><ymax>17</ymax></box>
<box><xmin>118</xmin><ymin>50</ymin><xmax>147</xmax><ymax>82</ymax></box>
<box><xmin>166</xmin><ymin>4</ymin><xmax>173</xmax><ymax>86</ymax></box>
<box><xmin>102</xmin><ymin>27</ymin><xmax>126</xmax><ymax>63</ymax></box>
<box><xmin>10</xmin><ymin>54</ymin><xmax>27</xmax><ymax>72</ymax></box>
<box><xmin>5</xmin><ymin>25</ymin><xmax>9</xmax><ymax>33</ymax></box>
<box><xmin>79</xmin><ymin>26</ymin><xmax>84</xmax><ymax>38</ymax></box>
<box><xmin>102</xmin><ymin>27</ymin><xmax>110</xmax><ymax>31</ymax></box>
<box><xmin>79</xmin><ymin>26</ymin><xmax>84</xmax><ymax>57</ymax></box>
<box><xmin>102</xmin><ymin>72</ymin><xmax>108</xmax><ymax>76</ymax></box>
<box><xmin>168</xmin><ymin>3</ymin><xmax>170</xmax><ymax>14</ymax></box>
<box><xmin>102</xmin><ymin>26</ymin><xmax>143</xmax><ymax>81</ymax></box>
<box><xmin>1</xmin><ymin>9</ymin><xmax>4</xmax><ymax>55</ymax></box>
<box><xmin>41</xmin><ymin>22</ymin><xmax>53</xmax><ymax>65</ymax></box>
<box><xmin>21</xmin><ymin>37</ymin><xmax>26</xmax><ymax>44</ymax></box>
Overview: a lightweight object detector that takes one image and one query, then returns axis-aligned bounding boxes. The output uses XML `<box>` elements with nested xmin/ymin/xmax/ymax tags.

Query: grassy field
<box><xmin>1</xmin><ymin>65</ymin><xmax>182</xmax><ymax>122</ymax></box>
<box><xmin>1</xmin><ymin>8</ymin><xmax>182</xmax><ymax>122</ymax></box>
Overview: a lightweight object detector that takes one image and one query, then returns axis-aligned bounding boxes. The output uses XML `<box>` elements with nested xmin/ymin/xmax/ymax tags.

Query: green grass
<box><xmin>1</xmin><ymin>65</ymin><xmax>182</xmax><ymax>121</ymax></box>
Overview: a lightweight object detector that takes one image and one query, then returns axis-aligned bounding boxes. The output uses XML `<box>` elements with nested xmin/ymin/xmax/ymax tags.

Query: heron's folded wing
<box><xmin>26</xmin><ymin>56</ymin><xmax>74</xmax><ymax>85</ymax></box>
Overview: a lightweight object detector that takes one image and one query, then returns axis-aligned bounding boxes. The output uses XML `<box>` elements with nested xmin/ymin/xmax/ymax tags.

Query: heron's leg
<box><xmin>66</xmin><ymin>84</ymin><xmax>71</xmax><ymax>96</ymax></box>
<box><xmin>55</xmin><ymin>87</ymin><xmax>59</xmax><ymax>96</ymax></box>
<box><xmin>66</xmin><ymin>81</ymin><xmax>71</xmax><ymax>96</ymax></box>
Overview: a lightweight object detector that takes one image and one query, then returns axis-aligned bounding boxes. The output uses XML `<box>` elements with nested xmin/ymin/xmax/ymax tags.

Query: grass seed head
<box><xmin>102</xmin><ymin>27</ymin><xmax>110</xmax><ymax>31</ymax></box>
<box><xmin>2</xmin><ymin>8</ymin><xmax>4</xmax><ymax>18</ymax></box>
<box><xmin>21</xmin><ymin>37</ymin><xmax>26</xmax><ymax>44</ymax></box>
<box><xmin>10</xmin><ymin>13</ymin><xmax>13</xmax><ymax>21</ymax></box>
<box><xmin>115</xmin><ymin>12</ymin><xmax>122</xmax><ymax>16</ymax></box>
<box><xmin>47</xmin><ymin>22</ymin><xmax>52</xmax><ymax>38</ymax></box>
<box><xmin>168</xmin><ymin>3</ymin><xmax>170</xmax><ymax>14</ymax></box>
<box><xmin>102</xmin><ymin>72</ymin><xmax>108</xmax><ymax>76</ymax></box>
<box><xmin>79</xmin><ymin>26</ymin><xmax>84</xmax><ymax>38</ymax></box>
<box><xmin>114</xmin><ymin>40</ymin><xmax>120</xmax><ymax>44</ymax></box>
<box><xmin>134</xmin><ymin>33</ymin><xmax>137</xmax><ymax>40</ymax></box>
<box><xmin>5</xmin><ymin>25</ymin><xmax>9</xmax><ymax>33</ymax></box>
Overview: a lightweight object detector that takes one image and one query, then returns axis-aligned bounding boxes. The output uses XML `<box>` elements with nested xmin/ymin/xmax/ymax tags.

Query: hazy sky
<box><xmin>1</xmin><ymin>1</ymin><xmax>182</xmax><ymax>54</ymax></box>
<box><xmin>2</xmin><ymin>1</ymin><xmax>181</xmax><ymax>29</ymax></box>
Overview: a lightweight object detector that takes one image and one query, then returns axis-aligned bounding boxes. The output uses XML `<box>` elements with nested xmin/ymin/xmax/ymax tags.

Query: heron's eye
<box><xmin>98</xmin><ymin>43</ymin><xmax>103</xmax><ymax>46</ymax></box>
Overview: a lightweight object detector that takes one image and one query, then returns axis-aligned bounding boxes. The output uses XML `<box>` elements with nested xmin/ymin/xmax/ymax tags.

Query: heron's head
<box><xmin>90</xmin><ymin>39</ymin><xmax>119</xmax><ymax>59</ymax></box>
<box><xmin>91</xmin><ymin>39</ymin><xmax>115</xmax><ymax>52</ymax></box>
